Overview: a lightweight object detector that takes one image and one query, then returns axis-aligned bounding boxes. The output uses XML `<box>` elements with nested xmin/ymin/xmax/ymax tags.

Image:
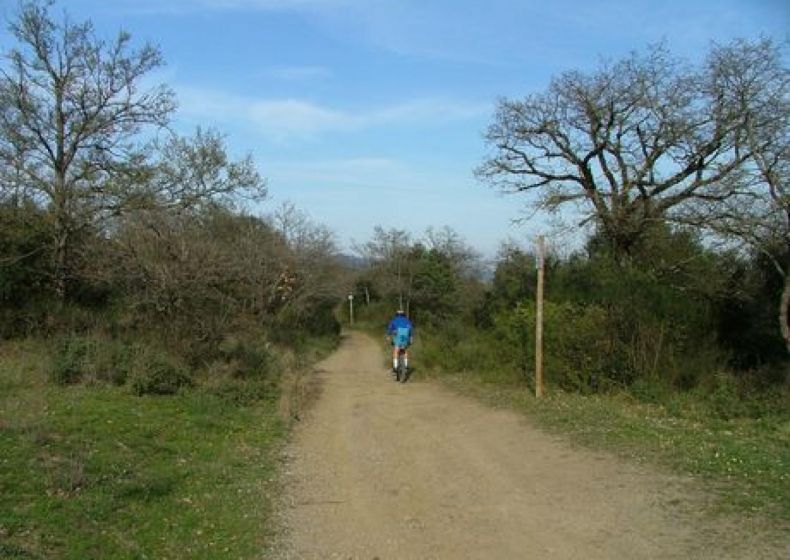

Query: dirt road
<box><xmin>273</xmin><ymin>332</ymin><xmax>784</xmax><ymax>559</ymax></box>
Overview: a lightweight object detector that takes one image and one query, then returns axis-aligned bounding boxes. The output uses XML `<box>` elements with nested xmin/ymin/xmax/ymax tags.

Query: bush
<box><xmin>200</xmin><ymin>335</ymin><xmax>289</xmax><ymax>405</ymax></box>
<box><xmin>49</xmin><ymin>334</ymin><xmax>146</xmax><ymax>386</ymax></box>
<box><xmin>629</xmin><ymin>376</ymin><xmax>671</xmax><ymax>404</ymax></box>
<box><xmin>85</xmin><ymin>337</ymin><xmax>139</xmax><ymax>386</ymax></box>
<box><xmin>50</xmin><ymin>335</ymin><xmax>92</xmax><ymax>385</ymax></box>
<box><xmin>352</xmin><ymin>301</ymin><xmax>391</xmax><ymax>331</ymax></box>
<box><xmin>662</xmin><ymin>370</ymin><xmax>790</xmax><ymax>420</ymax></box>
<box><xmin>501</xmin><ymin>301</ymin><xmax>618</xmax><ymax>392</ymax></box>
<box><xmin>101</xmin><ymin>342</ymin><xmax>139</xmax><ymax>385</ymax></box>
<box><xmin>268</xmin><ymin>301</ymin><xmax>342</xmax><ymax>349</ymax></box>
<box><xmin>414</xmin><ymin>320</ymin><xmax>524</xmax><ymax>387</ymax></box>
<box><xmin>130</xmin><ymin>350</ymin><xmax>192</xmax><ymax>396</ymax></box>
<box><xmin>701</xmin><ymin>372</ymin><xmax>789</xmax><ymax>420</ymax></box>
<box><xmin>217</xmin><ymin>335</ymin><xmax>275</xmax><ymax>379</ymax></box>
<box><xmin>0</xmin><ymin>301</ymin><xmax>51</xmax><ymax>339</ymax></box>
<box><xmin>0</xmin><ymin>202</ymin><xmax>53</xmax><ymax>317</ymax></box>
<box><xmin>45</xmin><ymin>328</ymin><xmax>288</xmax><ymax>398</ymax></box>
<box><xmin>705</xmin><ymin>373</ymin><xmax>745</xmax><ymax>420</ymax></box>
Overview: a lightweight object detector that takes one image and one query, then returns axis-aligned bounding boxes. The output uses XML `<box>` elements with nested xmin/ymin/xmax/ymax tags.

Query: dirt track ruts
<box><xmin>272</xmin><ymin>331</ymin><xmax>786</xmax><ymax>559</ymax></box>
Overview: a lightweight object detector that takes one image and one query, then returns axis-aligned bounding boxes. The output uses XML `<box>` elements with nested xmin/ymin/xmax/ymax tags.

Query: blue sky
<box><xmin>2</xmin><ymin>0</ymin><xmax>788</xmax><ymax>257</ymax></box>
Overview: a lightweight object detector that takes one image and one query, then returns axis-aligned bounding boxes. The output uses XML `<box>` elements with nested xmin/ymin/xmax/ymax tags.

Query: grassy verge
<box><xmin>0</xmin><ymin>336</ymin><xmax>330</xmax><ymax>559</ymax></box>
<box><xmin>432</xmin><ymin>371</ymin><xmax>790</xmax><ymax>522</ymax></box>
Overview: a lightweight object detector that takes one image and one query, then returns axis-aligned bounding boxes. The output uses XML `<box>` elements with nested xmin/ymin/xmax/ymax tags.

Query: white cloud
<box><xmin>250</xmin><ymin>99</ymin><xmax>350</xmax><ymax>134</ymax></box>
<box><xmin>266</xmin><ymin>65</ymin><xmax>332</xmax><ymax>82</ymax></box>
<box><xmin>176</xmin><ymin>85</ymin><xmax>488</xmax><ymax>139</ymax></box>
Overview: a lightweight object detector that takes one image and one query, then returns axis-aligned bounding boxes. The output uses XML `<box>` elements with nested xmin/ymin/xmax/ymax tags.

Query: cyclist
<box><xmin>386</xmin><ymin>309</ymin><xmax>414</xmax><ymax>373</ymax></box>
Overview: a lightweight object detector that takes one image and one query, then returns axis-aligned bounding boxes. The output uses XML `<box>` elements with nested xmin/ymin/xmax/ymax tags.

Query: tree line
<box><xmin>0</xmin><ymin>1</ymin><xmax>346</xmax><ymax>393</ymax></box>
<box><xmin>353</xmin><ymin>38</ymin><xmax>787</xmax><ymax>410</ymax></box>
<box><xmin>1</xmin><ymin>1</ymin><xmax>786</xmax><ymax>407</ymax></box>
<box><xmin>478</xmin><ymin>39</ymin><xmax>788</xmax><ymax>353</ymax></box>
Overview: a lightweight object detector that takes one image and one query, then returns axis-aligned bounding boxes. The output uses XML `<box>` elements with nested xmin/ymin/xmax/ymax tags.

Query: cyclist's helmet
<box><xmin>396</xmin><ymin>308</ymin><xmax>405</xmax><ymax>315</ymax></box>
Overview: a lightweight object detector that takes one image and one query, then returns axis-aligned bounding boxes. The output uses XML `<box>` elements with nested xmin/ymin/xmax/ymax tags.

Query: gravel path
<box><xmin>272</xmin><ymin>331</ymin><xmax>786</xmax><ymax>559</ymax></box>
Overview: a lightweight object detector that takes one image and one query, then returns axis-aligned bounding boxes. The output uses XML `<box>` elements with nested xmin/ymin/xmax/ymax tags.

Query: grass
<box><xmin>432</xmin><ymin>370</ymin><xmax>790</xmax><ymax>523</ymax></box>
<box><xmin>0</xmin><ymin>338</ymin><xmax>289</xmax><ymax>559</ymax></box>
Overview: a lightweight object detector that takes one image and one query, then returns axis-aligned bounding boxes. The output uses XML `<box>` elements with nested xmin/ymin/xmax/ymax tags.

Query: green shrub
<box><xmin>217</xmin><ymin>336</ymin><xmax>275</xmax><ymax>379</ymax></box>
<box><xmin>353</xmin><ymin>300</ymin><xmax>391</xmax><ymax>329</ymax></box>
<box><xmin>700</xmin><ymin>372</ymin><xmax>789</xmax><ymax>420</ymax></box>
<box><xmin>0</xmin><ymin>202</ymin><xmax>53</xmax><ymax>324</ymax></box>
<box><xmin>269</xmin><ymin>300</ymin><xmax>342</xmax><ymax>348</ymax></box>
<box><xmin>663</xmin><ymin>371</ymin><xmax>790</xmax><ymax>421</ymax></box>
<box><xmin>50</xmin><ymin>335</ymin><xmax>92</xmax><ymax>385</ymax></box>
<box><xmin>202</xmin><ymin>336</ymin><xmax>289</xmax><ymax>405</ymax></box>
<box><xmin>130</xmin><ymin>351</ymin><xmax>192</xmax><ymax>396</ymax></box>
<box><xmin>705</xmin><ymin>372</ymin><xmax>744</xmax><ymax>420</ymax></box>
<box><xmin>101</xmin><ymin>341</ymin><xmax>139</xmax><ymax>385</ymax></box>
<box><xmin>86</xmin><ymin>338</ymin><xmax>137</xmax><ymax>386</ymax></box>
<box><xmin>629</xmin><ymin>376</ymin><xmax>671</xmax><ymax>404</ymax></box>
<box><xmin>49</xmin><ymin>334</ymin><xmax>144</xmax><ymax>386</ymax></box>
<box><xmin>503</xmin><ymin>301</ymin><xmax>618</xmax><ymax>392</ymax></box>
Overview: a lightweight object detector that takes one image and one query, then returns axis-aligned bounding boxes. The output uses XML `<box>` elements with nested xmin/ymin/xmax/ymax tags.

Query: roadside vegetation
<box><xmin>0</xmin><ymin>2</ymin><xmax>345</xmax><ymax>557</ymax></box>
<box><xmin>1</xmin><ymin>339</ymin><xmax>282</xmax><ymax>559</ymax></box>
<box><xmin>0</xmin><ymin>332</ymin><xmax>337</xmax><ymax>559</ymax></box>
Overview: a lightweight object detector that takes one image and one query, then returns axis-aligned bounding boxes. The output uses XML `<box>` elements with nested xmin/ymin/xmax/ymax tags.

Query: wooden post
<box><xmin>535</xmin><ymin>236</ymin><xmax>545</xmax><ymax>398</ymax></box>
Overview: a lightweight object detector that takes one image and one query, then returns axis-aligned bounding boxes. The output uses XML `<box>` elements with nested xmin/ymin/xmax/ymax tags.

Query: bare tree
<box><xmin>94</xmin><ymin>126</ymin><xmax>271</xmax><ymax>337</ymax></box>
<box><xmin>149</xmin><ymin>128</ymin><xmax>267</xmax><ymax>212</ymax></box>
<box><xmin>271</xmin><ymin>202</ymin><xmax>345</xmax><ymax>324</ymax></box>
<box><xmin>102</xmin><ymin>207</ymin><xmax>285</xmax><ymax>343</ymax></box>
<box><xmin>424</xmin><ymin>225</ymin><xmax>482</xmax><ymax>280</ymax></box>
<box><xmin>0</xmin><ymin>1</ymin><xmax>176</xmax><ymax>299</ymax></box>
<box><xmin>354</xmin><ymin>226</ymin><xmax>415</xmax><ymax>309</ymax></box>
<box><xmin>679</xmin><ymin>39</ymin><xmax>789</xmax><ymax>351</ymax></box>
<box><xmin>477</xmin><ymin>40</ymin><xmax>784</xmax><ymax>261</ymax></box>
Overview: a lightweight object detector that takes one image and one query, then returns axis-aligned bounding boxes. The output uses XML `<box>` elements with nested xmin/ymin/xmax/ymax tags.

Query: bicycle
<box><xmin>395</xmin><ymin>347</ymin><xmax>408</xmax><ymax>383</ymax></box>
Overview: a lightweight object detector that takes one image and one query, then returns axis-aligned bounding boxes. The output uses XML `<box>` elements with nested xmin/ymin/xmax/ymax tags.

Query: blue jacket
<box><xmin>387</xmin><ymin>315</ymin><xmax>414</xmax><ymax>348</ymax></box>
<box><xmin>387</xmin><ymin>315</ymin><xmax>414</xmax><ymax>340</ymax></box>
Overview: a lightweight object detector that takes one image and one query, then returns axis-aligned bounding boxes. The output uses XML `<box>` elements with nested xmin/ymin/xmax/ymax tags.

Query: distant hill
<box><xmin>335</xmin><ymin>253</ymin><xmax>368</xmax><ymax>270</ymax></box>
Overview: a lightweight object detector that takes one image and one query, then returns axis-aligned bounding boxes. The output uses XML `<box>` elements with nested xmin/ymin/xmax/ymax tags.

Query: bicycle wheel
<box><xmin>397</xmin><ymin>352</ymin><xmax>407</xmax><ymax>383</ymax></box>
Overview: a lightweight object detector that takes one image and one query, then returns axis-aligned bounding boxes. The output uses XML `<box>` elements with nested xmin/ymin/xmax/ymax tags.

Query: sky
<box><xmin>1</xmin><ymin>0</ymin><xmax>788</xmax><ymax>257</ymax></box>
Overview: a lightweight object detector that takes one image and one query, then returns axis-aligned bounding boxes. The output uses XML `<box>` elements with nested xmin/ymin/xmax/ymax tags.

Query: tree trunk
<box><xmin>53</xmin><ymin>220</ymin><xmax>70</xmax><ymax>302</ymax></box>
<box><xmin>52</xmin><ymin>169</ymin><xmax>71</xmax><ymax>303</ymax></box>
<box><xmin>781</xmin><ymin>273</ymin><xmax>790</xmax><ymax>355</ymax></box>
